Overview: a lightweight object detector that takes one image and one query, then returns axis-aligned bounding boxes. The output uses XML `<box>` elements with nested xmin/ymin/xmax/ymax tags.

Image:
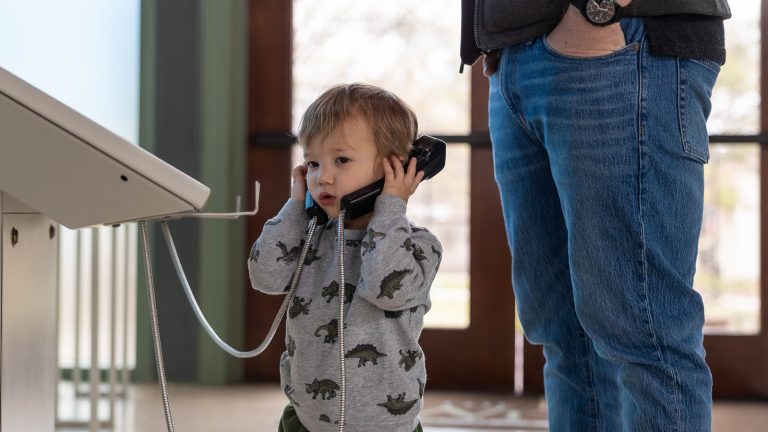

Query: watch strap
<box><xmin>569</xmin><ymin>0</ymin><xmax>589</xmax><ymax>9</ymax></box>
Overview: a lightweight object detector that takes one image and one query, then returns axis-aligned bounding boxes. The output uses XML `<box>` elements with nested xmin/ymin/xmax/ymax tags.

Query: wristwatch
<box><xmin>570</xmin><ymin>0</ymin><xmax>623</xmax><ymax>26</ymax></box>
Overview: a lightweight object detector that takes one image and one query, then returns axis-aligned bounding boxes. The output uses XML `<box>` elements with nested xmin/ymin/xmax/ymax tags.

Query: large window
<box><xmin>697</xmin><ymin>0</ymin><xmax>761</xmax><ymax>334</ymax></box>
<box><xmin>0</xmin><ymin>0</ymin><xmax>141</xmax><ymax>369</ymax></box>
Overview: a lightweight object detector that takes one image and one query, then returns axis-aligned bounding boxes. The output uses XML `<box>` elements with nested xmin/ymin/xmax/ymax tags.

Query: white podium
<box><xmin>0</xmin><ymin>65</ymin><xmax>210</xmax><ymax>431</ymax></box>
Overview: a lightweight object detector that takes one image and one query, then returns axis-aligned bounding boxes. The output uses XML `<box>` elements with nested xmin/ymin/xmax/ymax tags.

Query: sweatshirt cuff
<box><xmin>274</xmin><ymin>198</ymin><xmax>309</xmax><ymax>225</ymax></box>
<box><xmin>371</xmin><ymin>194</ymin><xmax>407</xmax><ymax>222</ymax></box>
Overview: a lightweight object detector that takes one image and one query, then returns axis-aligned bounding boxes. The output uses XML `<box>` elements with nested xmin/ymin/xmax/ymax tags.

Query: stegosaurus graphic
<box><xmin>305</xmin><ymin>378</ymin><xmax>339</xmax><ymax>400</ymax></box>
<box><xmin>288</xmin><ymin>296</ymin><xmax>312</xmax><ymax>319</ymax></box>
<box><xmin>417</xmin><ymin>378</ymin><xmax>425</xmax><ymax>398</ymax></box>
<box><xmin>286</xmin><ymin>335</ymin><xmax>296</xmax><ymax>356</ymax></box>
<box><xmin>398</xmin><ymin>349</ymin><xmax>423</xmax><ymax>372</ymax></box>
<box><xmin>248</xmin><ymin>243</ymin><xmax>260</xmax><ymax>262</ymax></box>
<box><xmin>377</xmin><ymin>269</ymin><xmax>413</xmax><ymax>299</ymax></box>
<box><xmin>314</xmin><ymin>319</ymin><xmax>339</xmax><ymax>344</ymax></box>
<box><xmin>376</xmin><ymin>392</ymin><xmax>419</xmax><ymax>416</ymax></box>
<box><xmin>361</xmin><ymin>229</ymin><xmax>386</xmax><ymax>255</ymax></box>
<box><xmin>321</xmin><ymin>281</ymin><xmax>356</xmax><ymax>304</ymax></box>
<box><xmin>276</xmin><ymin>240</ymin><xmax>321</xmax><ymax>265</ymax></box>
<box><xmin>319</xmin><ymin>414</ymin><xmax>331</xmax><ymax>423</ymax></box>
<box><xmin>345</xmin><ymin>344</ymin><xmax>387</xmax><ymax>367</ymax></box>
<box><xmin>401</xmin><ymin>238</ymin><xmax>427</xmax><ymax>262</ymax></box>
<box><xmin>284</xmin><ymin>385</ymin><xmax>300</xmax><ymax>407</ymax></box>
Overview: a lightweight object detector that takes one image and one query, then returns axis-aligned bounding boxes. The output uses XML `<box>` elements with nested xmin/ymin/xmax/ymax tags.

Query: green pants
<box><xmin>278</xmin><ymin>405</ymin><xmax>424</xmax><ymax>432</ymax></box>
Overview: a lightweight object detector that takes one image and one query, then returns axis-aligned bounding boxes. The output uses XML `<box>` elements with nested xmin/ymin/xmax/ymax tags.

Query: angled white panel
<box><xmin>0</xmin><ymin>66</ymin><xmax>210</xmax><ymax>229</ymax></box>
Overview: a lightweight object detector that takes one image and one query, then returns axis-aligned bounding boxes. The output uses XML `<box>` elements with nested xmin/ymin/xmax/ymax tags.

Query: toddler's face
<box><xmin>303</xmin><ymin>115</ymin><xmax>384</xmax><ymax>227</ymax></box>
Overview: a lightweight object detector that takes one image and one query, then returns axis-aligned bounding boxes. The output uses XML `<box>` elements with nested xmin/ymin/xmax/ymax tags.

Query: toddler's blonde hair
<box><xmin>298</xmin><ymin>83</ymin><xmax>418</xmax><ymax>159</ymax></box>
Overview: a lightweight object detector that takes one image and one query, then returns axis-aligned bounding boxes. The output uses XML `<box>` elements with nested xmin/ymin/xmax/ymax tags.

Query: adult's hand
<box><xmin>546</xmin><ymin>1</ymin><xmax>632</xmax><ymax>58</ymax></box>
<box><xmin>483</xmin><ymin>0</ymin><xmax>633</xmax><ymax>76</ymax></box>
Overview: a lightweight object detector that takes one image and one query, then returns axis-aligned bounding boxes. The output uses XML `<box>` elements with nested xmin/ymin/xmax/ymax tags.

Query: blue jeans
<box><xmin>489</xmin><ymin>18</ymin><xmax>718</xmax><ymax>432</ymax></box>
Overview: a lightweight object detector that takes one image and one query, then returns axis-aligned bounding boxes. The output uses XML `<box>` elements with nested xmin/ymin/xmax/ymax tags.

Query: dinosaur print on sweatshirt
<box><xmin>287</xmin><ymin>335</ymin><xmax>296</xmax><ymax>356</ymax></box>
<box><xmin>321</xmin><ymin>281</ymin><xmax>356</xmax><ymax>304</ymax></box>
<box><xmin>305</xmin><ymin>378</ymin><xmax>339</xmax><ymax>400</ymax></box>
<box><xmin>248</xmin><ymin>243</ymin><xmax>260</xmax><ymax>262</ymax></box>
<box><xmin>377</xmin><ymin>393</ymin><xmax>419</xmax><ymax>416</ymax></box>
<box><xmin>361</xmin><ymin>228</ymin><xmax>386</xmax><ymax>255</ymax></box>
<box><xmin>247</xmin><ymin>195</ymin><xmax>443</xmax><ymax>430</ymax></box>
<box><xmin>288</xmin><ymin>296</ymin><xmax>312</xmax><ymax>319</ymax></box>
<box><xmin>401</xmin><ymin>238</ymin><xmax>427</xmax><ymax>262</ymax></box>
<box><xmin>345</xmin><ymin>344</ymin><xmax>387</xmax><ymax>367</ymax></box>
<box><xmin>384</xmin><ymin>305</ymin><xmax>420</xmax><ymax>319</ymax></box>
<box><xmin>399</xmin><ymin>349</ymin><xmax>423</xmax><ymax>372</ymax></box>
<box><xmin>431</xmin><ymin>244</ymin><xmax>442</xmax><ymax>260</ymax></box>
<box><xmin>377</xmin><ymin>269</ymin><xmax>413</xmax><ymax>299</ymax></box>
<box><xmin>314</xmin><ymin>319</ymin><xmax>339</xmax><ymax>344</ymax></box>
<box><xmin>284</xmin><ymin>385</ymin><xmax>300</xmax><ymax>407</ymax></box>
<box><xmin>276</xmin><ymin>240</ymin><xmax>321</xmax><ymax>265</ymax></box>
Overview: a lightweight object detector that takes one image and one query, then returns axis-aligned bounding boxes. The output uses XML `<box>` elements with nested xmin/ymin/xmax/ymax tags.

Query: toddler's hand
<box><xmin>291</xmin><ymin>164</ymin><xmax>308</xmax><ymax>201</ymax></box>
<box><xmin>382</xmin><ymin>155</ymin><xmax>425</xmax><ymax>204</ymax></box>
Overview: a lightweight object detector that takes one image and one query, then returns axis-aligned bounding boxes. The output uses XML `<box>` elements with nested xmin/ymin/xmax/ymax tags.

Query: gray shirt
<box><xmin>248</xmin><ymin>194</ymin><xmax>442</xmax><ymax>432</ymax></box>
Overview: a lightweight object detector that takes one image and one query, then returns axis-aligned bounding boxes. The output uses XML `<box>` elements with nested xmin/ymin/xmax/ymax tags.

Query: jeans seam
<box><xmin>498</xmin><ymin>48</ymin><xmax>535</xmax><ymax>136</ymax></box>
<box><xmin>639</xmin><ymin>43</ymin><xmax>685</xmax><ymax>432</ymax></box>
<box><xmin>582</xmin><ymin>334</ymin><xmax>600</xmax><ymax>432</ymax></box>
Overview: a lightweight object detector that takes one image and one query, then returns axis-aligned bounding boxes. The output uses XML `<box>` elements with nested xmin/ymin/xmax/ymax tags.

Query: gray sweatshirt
<box><xmin>248</xmin><ymin>194</ymin><xmax>442</xmax><ymax>432</ymax></box>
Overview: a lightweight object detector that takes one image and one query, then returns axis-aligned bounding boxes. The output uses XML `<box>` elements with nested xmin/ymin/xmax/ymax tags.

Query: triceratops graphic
<box><xmin>305</xmin><ymin>378</ymin><xmax>339</xmax><ymax>400</ymax></box>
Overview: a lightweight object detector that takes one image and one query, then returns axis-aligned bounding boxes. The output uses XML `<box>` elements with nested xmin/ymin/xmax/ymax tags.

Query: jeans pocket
<box><xmin>541</xmin><ymin>36</ymin><xmax>640</xmax><ymax>62</ymax></box>
<box><xmin>678</xmin><ymin>58</ymin><xmax>720</xmax><ymax>164</ymax></box>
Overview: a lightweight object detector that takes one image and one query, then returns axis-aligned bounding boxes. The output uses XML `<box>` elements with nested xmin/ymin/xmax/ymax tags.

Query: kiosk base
<box><xmin>1</xmin><ymin>191</ymin><xmax>57</xmax><ymax>432</ymax></box>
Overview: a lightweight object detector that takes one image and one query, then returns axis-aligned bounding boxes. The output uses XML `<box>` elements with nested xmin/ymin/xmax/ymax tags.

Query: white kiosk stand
<box><xmin>0</xmin><ymin>65</ymin><xmax>211</xmax><ymax>431</ymax></box>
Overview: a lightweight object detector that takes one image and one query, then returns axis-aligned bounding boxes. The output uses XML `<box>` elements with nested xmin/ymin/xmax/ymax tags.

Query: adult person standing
<box><xmin>460</xmin><ymin>1</ymin><xmax>731</xmax><ymax>431</ymax></box>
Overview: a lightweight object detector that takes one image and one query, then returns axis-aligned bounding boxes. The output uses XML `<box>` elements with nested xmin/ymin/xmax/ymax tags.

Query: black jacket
<box><xmin>461</xmin><ymin>0</ymin><xmax>732</xmax><ymax>66</ymax></box>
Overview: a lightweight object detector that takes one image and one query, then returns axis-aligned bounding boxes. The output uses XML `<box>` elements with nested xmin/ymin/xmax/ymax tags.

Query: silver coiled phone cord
<box><xmin>140</xmin><ymin>219</ymin><xmax>318</xmax><ymax>432</ymax></box>
<box><xmin>159</xmin><ymin>218</ymin><xmax>318</xmax><ymax>358</ymax></box>
<box><xmin>139</xmin><ymin>221</ymin><xmax>175</xmax><ymax>432</ymax></box>
<box><xmin>336</xmin><ymin>210</ymin><xmax>348</xmax><ymax>432</ymax></box>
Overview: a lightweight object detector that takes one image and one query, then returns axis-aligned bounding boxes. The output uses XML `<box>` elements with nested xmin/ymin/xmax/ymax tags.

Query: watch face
<box><xmin>586</xmin><ymin>0</ymin><xmax>616</xmax><ymax>24</ymax></box>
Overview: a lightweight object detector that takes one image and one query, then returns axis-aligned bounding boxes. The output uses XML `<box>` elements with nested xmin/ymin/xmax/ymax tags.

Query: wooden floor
<box><xmin>56</xmin><ymin>382</ymin><xmax>768</xmax><ymax>431</ymax></box>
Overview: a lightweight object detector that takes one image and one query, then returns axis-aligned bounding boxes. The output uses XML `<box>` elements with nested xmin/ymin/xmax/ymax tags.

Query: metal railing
<box><xmin>56</xmin><ymin>224</ymin><xmax>136</xmax><ymax>431</ymax></box>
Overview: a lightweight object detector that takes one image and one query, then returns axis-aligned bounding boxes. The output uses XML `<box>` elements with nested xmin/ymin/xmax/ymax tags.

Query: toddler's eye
<box><xmin>336</xmin><ymin>157</ymin><xmax>351</xmax><ymax>164</ymax></box>
<box><xmin>305</xmin><ymin>161</ymin><xmax>319</xmax><ymax>169</ymax></box>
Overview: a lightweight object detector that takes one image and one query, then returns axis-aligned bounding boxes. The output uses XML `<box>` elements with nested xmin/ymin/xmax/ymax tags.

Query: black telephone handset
<box><xmin>305</xmin><ymin>135</ymin><xmax>447</xmax><ymax>224</ymax></box>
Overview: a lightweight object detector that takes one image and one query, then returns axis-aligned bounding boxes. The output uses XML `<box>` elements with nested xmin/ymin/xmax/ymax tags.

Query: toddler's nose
<box><xmin>317</xmin><ymin>166</ymin><xmax>334</xmax><ymax>185</ymax></box>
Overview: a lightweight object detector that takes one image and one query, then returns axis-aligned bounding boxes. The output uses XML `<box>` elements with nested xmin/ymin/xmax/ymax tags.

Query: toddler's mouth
<box><xmin>318</xmin><ymin>192</ymin><xmax>336</xmax><ymax>206</ymax></box>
